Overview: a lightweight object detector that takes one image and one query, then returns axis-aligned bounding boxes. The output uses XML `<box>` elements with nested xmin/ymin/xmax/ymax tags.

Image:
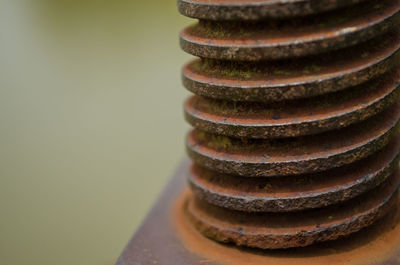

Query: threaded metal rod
<box><xmin>179</xmin><ymin>0</ymin><xmax>400</xmax><ymax>249</ymax></box>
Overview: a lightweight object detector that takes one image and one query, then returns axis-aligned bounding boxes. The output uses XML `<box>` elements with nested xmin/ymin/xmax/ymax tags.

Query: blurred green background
<box><xmin>0</xmin><ymin>1</ymin><xmax>191</xmax><ymax>264</ymax></box>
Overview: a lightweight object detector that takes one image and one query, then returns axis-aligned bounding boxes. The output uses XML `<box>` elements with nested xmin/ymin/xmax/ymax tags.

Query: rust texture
<box><xmin>116</xmin><ymin>161</ymin><xmax>400</xmax><ymax>265</ymax></box>
<box><xmin>179</xmin><ymin>0</ymin><xmax>400</xmax><ymax>250</ymax></box>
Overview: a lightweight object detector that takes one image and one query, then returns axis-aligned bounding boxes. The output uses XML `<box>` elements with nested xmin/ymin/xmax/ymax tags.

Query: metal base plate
<box><xmin>116</xmin><ymin>159</ymin><xmax>400</xmax><ymax>265</ymax></box>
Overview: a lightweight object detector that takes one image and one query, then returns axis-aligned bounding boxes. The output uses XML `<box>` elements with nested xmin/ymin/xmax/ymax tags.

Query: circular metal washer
<box><xmin>186</xmin><ymin>170</ymin><xmax>400</xmax><ymax>249</ymax></box>
<box><xmin>182</xmin><ymin>31</ymin><xmax>400</xmax><ymax>102</ymax></box>
<box><xmin>189</xmin><ymin>137</ymin><xmax>400</xmax><ymax>212</ymax></box>
<box><xmin>178</xmin><ymin>0</ymin><xmax>369</xmax><ymax>20</ymax></box>
<box><xmin>180</xmin><ymin>0</ymin><xmax>400</xmax><ymax>60</ymax></box>
<box><xmin>185</xmin><ymin>70</ymin><xmax>400</xmax><ymax>139</ymax></box>
<box><xmin>186</xmin><ymin>103</ymin><xmax>400</xmax><ymax>177</ymax></box>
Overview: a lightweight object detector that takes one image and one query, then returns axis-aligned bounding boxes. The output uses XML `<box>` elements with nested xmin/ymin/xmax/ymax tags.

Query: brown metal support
<box><xmin>116</xmin><ymin>159</ymin><xmax>400</xmax><ymax>265</ymax></box>
<box><xmin>117</xmin><ymin>0</ymin><xmax>400</xmax><ymax>263</ymax></box>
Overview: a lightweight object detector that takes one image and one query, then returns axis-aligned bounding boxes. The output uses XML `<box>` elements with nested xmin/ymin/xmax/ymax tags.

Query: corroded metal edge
<box><xmin>187</xmin><ymin>169</ymin><xmax>400</xmax><ymax>249</ymax></box>
<box><xmin>177</xmin><ymin>0</ymin><xmax>400</xmax><ymax>253</ymax></box>
<box><xmin>180</xmin><ymin>0</ymin><xmax>400</xmax><ymax>60</ymax></box>
<box><xmin>187</xmin><ymin>103</ymin><xmax>400</xmax><ymax>177</ymax></box>
<box><xmin>188</xmin><ymin>137</ymin><xmax>400</xmax><ymax>212</ymax></box>
<box><xmin>182</xmin><ymin>32</ymin><xmax>400</xmax><ymax>102</ymax></box>
<box><xmin>116</xmin><ymin>159</ymin><xmax>400</xmax><ymax>265</ymax></box>
<box><xmin>177</xmin><ymin>0</ymin><xmax>369</xmax><ymax>20</ymax></box>
<box><xmin>184</xmin><ymin>70</ymin><xmax>400</xmax><ymax>138</ymax></box>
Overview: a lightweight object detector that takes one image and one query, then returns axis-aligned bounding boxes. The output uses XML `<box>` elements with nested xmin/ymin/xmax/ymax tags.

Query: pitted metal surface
<box><xmin>182</xmin><ymin>32</ymin><xmax>400</xmax><ymax>102</ymax></box>
<box><xmin>187</xmin><ymin>104</ymin><xmax>400</xmax><ymax>177</ymax></box>
<box><xmin>180</xmin><ymin>0</ymin><xmax>400</xmax><ymax>60</ymax></box>
<box><xmin>184</xmin><ymin>69</ymin><xmax>400</xmax><ymax>138</ymax></box>
<box><xmin>178</xmin><ymin>0</ymin><xmax>370</xmax><ymax>20</ymax></box>
<box><xmin>188</xmin><ymin>138</ymin><xmax>400</xmax><ymax>212</ymax></box>
<box><xmin>179</xmin><ymin>0</ymin><xmax>400</xmax><ymax>250</ymax></box>
<box><xmin>186</xmin><ymin>170</ymin><xmax>400</xmax><ymax>249</ymax></box>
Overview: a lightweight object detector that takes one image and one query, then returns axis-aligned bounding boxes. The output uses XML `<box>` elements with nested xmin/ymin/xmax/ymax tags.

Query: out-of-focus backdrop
<box><xmin>0</xmin><ymin>1</ymin><xmax>191</xmax><ymax>265</ymax></box>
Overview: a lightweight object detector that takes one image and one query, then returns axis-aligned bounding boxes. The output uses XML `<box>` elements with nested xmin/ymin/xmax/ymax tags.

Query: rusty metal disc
<box><xmin>178</xmin><ymin>0</ymin><xmax>369</xmax><ymax>20</ymax></box>
<box><xmin>185</xmin><ymin>70</ymin><xmax>400</xmax><ymax>139</ymax></box>
<box><xmin>182</xmin><ymin>31</ymin><xmax>400</xmax><ymax>102</ymax></box>
<box><xmin>180</xmin><ymin>0</ymin><xmax>400</xmax><ymax>60</ymax></box>
<box><xmin>189</xmin><ymin>137</ymin><xmax>400</xmax><ymax>212</ymax></box>
<box><xmin>120</xmin><ymin>159</ymin><xmax>400</xmax><ymax>265</ymax></box>
<box><xmin>186</xmin><ymin>169</ymin><xmax>400</xmax><ymax>249</ymax></box>
<box><xmin>186</xmin><ymin>102</ymin><xmax>400</xmax><ymax>177</ymax></box>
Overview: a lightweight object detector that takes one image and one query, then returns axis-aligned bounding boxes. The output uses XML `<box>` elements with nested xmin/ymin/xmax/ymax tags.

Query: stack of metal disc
<box><xmin>179</xmin><ymin>0</ymin><xmax>400</xmax><ymax>249</ymax></box>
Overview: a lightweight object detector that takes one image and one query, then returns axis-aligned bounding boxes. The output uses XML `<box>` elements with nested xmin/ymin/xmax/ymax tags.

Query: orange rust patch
<box><xmin>172</xmin><ymin>189</ymin><xmax>400</xmax><ymax>265</ymax></box>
